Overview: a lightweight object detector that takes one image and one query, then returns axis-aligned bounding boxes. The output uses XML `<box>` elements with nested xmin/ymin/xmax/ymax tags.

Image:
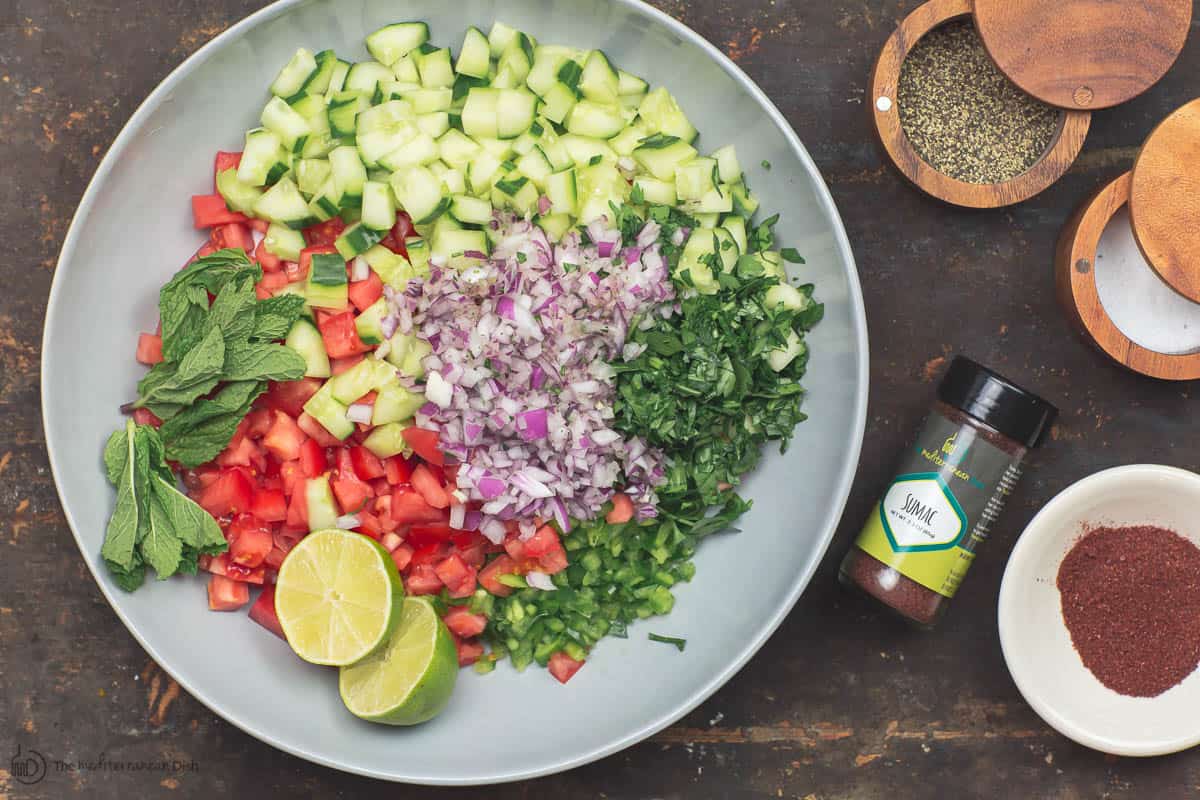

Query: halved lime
<box><xmin>339</xmin><ymin>596</ymin><xmax>458</xmax><ymax>725</ymax></box>
<box><xmin>274</xmin><ymin>528</ymin><xmax>404</xmax><ymax>666</ymax></box>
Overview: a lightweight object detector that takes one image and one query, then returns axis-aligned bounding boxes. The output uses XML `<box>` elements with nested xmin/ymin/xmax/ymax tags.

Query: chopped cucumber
<box><xmin>329</xmin><ymin>145</ymin><xmax>367</xmax><ymax>207</ymax></box>
<box><xmin>305</xmin><ymin>475</ymin><xmax>340</xmax><ymax>530</ymax></box>
<box><xmin>216</xmin><ymin>168</ymin><xmax>264</xmax><ymax>214</ymax></box>
<box><xmin>372</xmin><ymin>383</ymin><xmax>425</xmax><ymax>426</ymax></box>
<box><xmin>456</xmin><ymin>27</ymin><xmax>491</xmax><ymax>78</ymax></box>
<box><xmin>366</xmin><ymin>22</ymin><xmax>430</xmax><ymax>67</ymax></box>
<box><xmin>261</xmin><ymin>96</ymin><xmax>311</xmax><ymax>152</ymax></box>
<box><xmin>264</xmin><ymin>222</ymin><xmax>307</xmax><ymax>261</ymax></box>
<box><xmin>363</xmin><ymin>422</ymin><xmax>411</xmax><ymax>458</ymax></box>
<box><xmin>354</xmin><ymin>297</ymin><xmax>389</xmax><ymax>345</ymax></box>
<box><xmin>286</xmin><ymin>318</ymin><xmax>332</xmax><ymax>378</ymax></box>
<box><xmin>328</xmin><ymin>357</ymin><xmax>397</xmax><ymax>404</ymax></box>
<box><xmin>335</xmin><ymin>222</ymin><xmax>385</xmax><ymax>260</ymax></box>
<box><xmin>579</xmin><ymin>50</ymin><xmax>619</xmax><ymax>104</ymax></box>
<box><xmin>305</xmin><ymin>251</ymin><xmax>349</xmax><ymax>309</ymax></box>
<box><xmin>303</xmin><ymin>385</ymin><xmax>355</xmax><ymax>440</ymax></box>
<box><xmin>254</xmin><ymin>177</ymin><xmax>313</xmax><ymax>228</ymax></box>
<box><xmin>237</xmin><ymin>129</ymin><xmax>290</xmax><ymax>187</ymax></box>
<box><xmin>361</xmin><ymin>180</ymin><xmax>396</xmax><ymax>231</ymax></box>
<box><xmin>450</xmin><ymin>194</ymin><xmax>494</xmax><ymax>225</ymax></box>
<box><xmin>270</xmin><ymin>48</ymin><xmax>318</xmax><ymax>98</ymax></box>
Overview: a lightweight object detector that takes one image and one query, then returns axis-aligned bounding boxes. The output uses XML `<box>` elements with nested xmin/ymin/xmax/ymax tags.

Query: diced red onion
<box><xmin>336</xmin><ymin>513</ymin><xmax>361</xmax><ymax>529</ymax></box>
<box><xmin>449</xmin><ymin>503</ymin><xmax>466</xmax><ymax>530</ymax></box>
<box><xmin>525</xmin><ymin>571</ymin><xmax>556</xmax><ymax>591</ymax></box>
<box><xmin>346</xmin><ymin>403</ymin><xmax>373</xmax><ymax>424</ymax></box>
<box><xmin>597</xmin><ymin>240</ymin><xmax>615</xmax><ymax>258</ymax></box>
<box><xmin>464</xmin><ymin>250</ymin><xmax>487</xmax><ymax>260</ymax></box>
<box><xmin>351</xmin><ymin>256</ymin><xmax>370</xmax><ymax>282</ymax></box>
<box><xmin>516</xmin><ymin>408</ymin><xmax>549</xmax><ymax>440</ymax></box>
<box><xmin>538</xmin><ymin>194</ymin><xmax>552</xmax><ymax>215</ymax></box>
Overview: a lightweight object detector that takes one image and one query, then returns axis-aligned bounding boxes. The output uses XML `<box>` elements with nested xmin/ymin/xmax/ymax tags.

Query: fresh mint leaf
<box><xmin>143</xmin><ymin>489</ymin><xmax>184</xmax><ymax>579</ymax></box>
<box><xmin>134</xmin><ymin>324</ymin><xmax>225</xmax><ymax>413</ymax></box>
<box><xmin>208</xmin><ymin>273</ymin><xmax>259</xmax><ymax>346</ymax></box>
<box><xmin>158</xmin><ymin>249</ymin><xmax>259</xmax><ymax>361</ymax></box>
<box><xmin>161</xmin><ymin>380</ymin><xmax>266</xmax><ymax>467</ymax></box>
<box><xmin>251</xmin><ymin>294</ymin><xmax>307</xmax><ymax>341</ymax></box>
<box><xmin>151</xmin><ymin>474</ymin><xmax>224</xmax><ymax>553</ymax></box>
<box><xmin>636</xmin><ymin>133</ymin><xmax>681</xmax><ymax>150</ymax></box>
<box><xmin>100</xmin><ymin>421</ymin><xmax>143</xmax><ymax>571</ymax></box>
<box><xmin>221</xmin><ymin>342</ymin><xmax>307</xmax><ymax>382</ymax></box>
<box><xmin>779</xmin><ymin>248</ymin><xmax>805</xmax><ymax>264</ymax></box>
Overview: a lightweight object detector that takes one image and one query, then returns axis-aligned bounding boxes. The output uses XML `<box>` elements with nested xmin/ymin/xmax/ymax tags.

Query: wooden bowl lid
<box><xmin>1056</xmin><ymin>171</ymin><xmax>1200</xmax><ymax>381</ymax></box>
<box><xmin>1129</xmin><ymin>99</ymin><xmax>1200</xmax><ymax>304</ymax></box>
<box><xmin>973</xmin><ymin>0</ymin><xmax>1191</xmax><ymax>110</ymax></box>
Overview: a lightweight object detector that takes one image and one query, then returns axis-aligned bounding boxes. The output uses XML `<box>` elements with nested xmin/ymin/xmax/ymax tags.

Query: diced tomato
<box><xmin>355</xmin><ymin>510</ymin><xmax>385</xmax><ymax>539</ymax></box>
<box><xmin>390</xmin><ymin>543</ymin><xmax>414</xmax><ymax>572</ymax></box>
<box><xmin>284</xmin><ymin>259</ymin><xmax>307</xmax><ymax>283</ymax></box>
<box><xmin>256</xmin><ymin>271</ymin><xmax>290</xmax><ymax>298</ymax></box>
<box><xmin>297</xmin><ymin>412</ymin><xmax>343</xmax><ymax>447</ymax></box>
<box><xmin>298</xmin><ymin>438</ymin><xmax>327</xmax><ymax>478</ymax></box>
<box><xmin>522</xmin><ymin>525</ymin><xmax>560</xmax><ymax>558</ymax></box>
<box><xmin>247</xmin><ymin>584</ymin><xmax>285</xmax><ymax>639</ymax></box>
<box><xmin>278</xmin><ymin>459</ymin><xmax>304</xmax><ymax>496</ymax></box>
<box><xmin>206</xmin><ymin>552</ymin><xmax>266</xmax><ymax>585</ymax></box>
<box><xmin>192</xmin><ymin>194</ymin><xmax>249</xmax><ymax>228</ymax></box>
<box><xmin>349</xmin><ymin>446</ymin><xmax>386</xmax><ymax>480</ymax></box>
<box><xmin>606</xmin><ymin>492</ymin><xmax>635</xmax><ymax>524</ymax></box>
<box><xmin>227</xmin><ymin>513</ymin><xmax>273</xmax><ymax>568</ymax></box>
<box><xmin>503</xmin><ymin>535</ymin><xmax>527</xmax><ymax>562</ymax></box>
<box><xmin>443</xmin><ymin>605</ymin><xmax>488</xmax><ymax>639</ymax></box>
<box><xmin>254</xmin><ymin>238</ymin><xmax>283</xmax><ymax>272</ymax></box>
<box><xmin>379</xmin><ymin>211</ymin><xmax>414</xmax><ymax>257</ymax></box>
<box><xmin>454</xmin><ymin>636</ymin><xmax>485</xmax><ymax>667</ymax></box>
<box><xmin>331</xmin><ymin>448</ymin><xmax>372</xmax><ymax>514</ymax></box>
<box><xmin>411</xmin><ymin>541</ymin><xmax>453</xmax><ymax>567</ymax></box>
<box><xmin>262</xmin><ymin>410</ymin><xmax>308</xmax><ymax>462</ymax></box>
<box><xmin>330</xmin><ymin>353</ymin><xmax>366</xmax><ymax>375</ymax></box>
<box><xmin>135</xmin><ymin>333</ymin><xmax>164</xmax><ymax>365</ymax></box>
<box><xmin>348</xmin><ymin>270</ymin><xmax>384</xmax><ymax>312</ymax></box>
<box><xmin>249</xmin><ymin>488</ymin><xmax>287</xmax><ymax>523</ymax></box>
<box><xmin>380</xmin><ymin>531</ymin><xmax>404</xmax><ymax>551</ymax></box>
<box><xmin>391</xmin><ymin>486</ymin><xmax>448</xmax><ymax>524</ymax></box>
<box><xmin>216</xmin><ymin>433</ymin><xmax>266</xmax><ymax>471</ymax></box>
<box><xmin>265</xmin><ymin>378</ymin><xmax>322</xmax><ymax>418</ymax></box>
<box><xmin>245</xmin><ymin>408</ymin><xmax>273</xmax><ymax>438</ymax></box>
<box><xmin>208</xmin><ymin>574</ymin><xmax>250</xmax><ymax>611</ymax></box>
<box><xmin>318</xmin><ymin>310</ymin><xmax>372</xmax><ymax>359</ymax></box>
<box><xmin>210</xmin><ymin>222</ymin><xmax>254</xmax><ymax>254</ymax></box>
<box><xmin>214</xmin><ymin>150</ymin><xmax>242</xmax><ymax>181</ymax></box>
<box><xmin>401</xmin><ymin>427</ymin><xmax>445</xmax><ymax>466</ymax></box>
<box><xmin>405</xmin><ymin>563</ymin><xmax>443</xmax><ymax>595</ymax></box>
<box><xmin>263</xmin><ymin>546</ymin><xmax>288</xmax><ymax>571</ymax></box>
<box><xmin>456</xmin><ymin>539</ymin><xmax>487</xmax><ymax>570</ymax></box>
<box><xmin>407</xmin><ymin>524</ymin><xmax>454</xmax><ymax>548</ymax></box>
<box><xmin>247</xmin><ymin>218</ymin><xmax>269</xmax><ymax>234</ymax></box>
<box><xmin>196</xmin><ymin>469</ymin><xmax>255</xmax><ymax>518</ymax></box>
<box><xmin>383</xmin><ymin>456</ymin><xmax>412</xmax><ymax>485</ymax></box>
<box><xmin>303</xmin><ymin>217</ymin><xmax>346</xmax><ymax>248</ymax></box>
<box><xmin>411</xmin><ymin>463</ymin><xmax>451</xmax><ymax>509</ymax></box>
<box><xmin>131</xmin><ymin>408</ymin><xmax>162</xmax><ymax>428</ymax></box>
<box><xmin>285</xmin><ymin>488</ymin><xmax>308</xmax><ymax>529</ymax></box>
<box><xmin>479</xmin><ymin>554</ymin><xmax>520</xmax><ymax>597</ymax></box>
<box><xmin>548</xmin><ymin>652</ymin><xmax>585</xmax><ymax>684</ymax></box>
<box><xmin>538</xmin><ymin>545</ymin><xmax>569</xmax><ymax>575</ymax></box>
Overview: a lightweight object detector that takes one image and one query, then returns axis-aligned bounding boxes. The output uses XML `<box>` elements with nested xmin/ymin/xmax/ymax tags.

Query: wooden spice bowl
<box><xmin>871</xmin><ymin>0</ymin><xmax>1091</xmax><ymax>208</ymax></box>
<box><xmin>1055</xmin><ymin>171</ymin><xmax>1200</xmax><ymax>381</ymax></box>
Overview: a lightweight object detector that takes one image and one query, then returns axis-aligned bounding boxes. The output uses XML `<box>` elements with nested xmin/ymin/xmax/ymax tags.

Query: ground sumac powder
<box><xmin>1057</xmin><ymin>525</ymin><xmax>1200</xmax><ymax>697</ymax></box>
<box><xmin>840</xmin><ymin>358</ymin><xmax>1056</xmax><ymax>627</ymax></box>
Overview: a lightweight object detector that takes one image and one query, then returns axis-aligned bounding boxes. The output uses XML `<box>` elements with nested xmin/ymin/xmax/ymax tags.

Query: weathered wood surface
<box><xmin>4</xmin><ymin>0</ymin><xmax>1200</xmax><ymax>796</ymax></box>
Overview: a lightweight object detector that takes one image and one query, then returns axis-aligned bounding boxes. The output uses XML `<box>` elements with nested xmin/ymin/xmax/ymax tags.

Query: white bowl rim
<box><xmin>997</xmin><ymin>463</ymin><xmax>1200</xmax><ymax>757</ymax></box>
<box><xmin>40</xmin><ymin>0</ymin><xmax>870</xmax><ymax>783</ymax></box>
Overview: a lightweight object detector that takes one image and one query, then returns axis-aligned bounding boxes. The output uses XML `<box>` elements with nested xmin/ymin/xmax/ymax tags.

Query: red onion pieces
<box><xmin>391</xmin><ymin>212</ymin><xmax>673</xmax><ymax>532</ymax></box>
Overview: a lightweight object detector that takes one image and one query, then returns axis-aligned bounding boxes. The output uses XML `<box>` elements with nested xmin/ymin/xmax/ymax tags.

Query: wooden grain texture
<box><xmin>5</xmin><ymin>0</ymin><xmax>1200</xmax><ymax>797</ymax></box>
<box><xmin>1056</xmin><ymin>172</ymin><xmax>1200</xmax><ymax>380</ymax></box>
<box><xmin>869</xmin><ymin>0</ymin><xmax>1091</xmax><ymax>208</ymax></box>
<box><xmin>1129</xmin><ymin>98</ymin><xmax>1200</xmax><ymax>304</ymax></box>
<box><xmin>974</xmin><ymin>0</ymin><xmax>1192</xmax><ymax>110</ymax></box>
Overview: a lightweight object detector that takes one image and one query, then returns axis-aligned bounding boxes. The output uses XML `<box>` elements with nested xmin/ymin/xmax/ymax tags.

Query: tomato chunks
<box><xmin>411</xmin><ymin>463</ymin><xmax>451</xmax><ymax>509</ymax></box>
<box><xmin>262</xmin><ymin>410</ymin><xmax>307</xmax><ymax>461</ymax></box>
<box><xmin>317</xmin><ymin>310</ymin><xmax>372</xmax><ymax>359</ymax></box>
<box><xmin>208</xmin><ymin>574</ymin><xmax>250</xmax><ymax>611</ymax></box>
<box><xmin>606</xmin><ymin>492</ymin><xmax>635</xmax><ymax>524</ymax></box>
<box><xmin>401</xmin><ymin>427</ymin><xmax>445</xmax><ymax>466</ymax></box>
<box><xmin>136</xmin><ymin>333</ymin><xmax>164</xmax><ymax>365</ymax></box>
<box><xmin>548</xmin><ymin>652</ymin><xmax>585</xmax><ymax>684</ymax></box>
<box><xmin>248</xmin><ymin>585</ymin><xmax>285</xmax><ymax>639</ymax></box>
<box><xmin>443</xmin><ymin>605</ymin><xmax>488</xmax><ymax>639</ymax></box>
<box><xmin>192</xmin><ymin>194</ymin><xmax>248</xmax><ymax>228</ymax></box>
<box><xmin>196</xmin><ymin>469</ymin><xmax>254</xmax><ymax>518</ymax></box>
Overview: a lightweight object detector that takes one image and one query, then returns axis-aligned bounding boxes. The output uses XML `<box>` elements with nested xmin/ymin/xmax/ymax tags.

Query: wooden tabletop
<box><xmin>4</xmin><ymin>1</ymin><xmax>1200</xmax><ymax>796</ymax></box>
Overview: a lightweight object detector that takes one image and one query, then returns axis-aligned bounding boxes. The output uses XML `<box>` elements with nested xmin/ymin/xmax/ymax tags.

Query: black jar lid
<box><xmin>938</xmin><ymin>357</ymin><xmax>1058</xmax><ymax>448</ymax></box>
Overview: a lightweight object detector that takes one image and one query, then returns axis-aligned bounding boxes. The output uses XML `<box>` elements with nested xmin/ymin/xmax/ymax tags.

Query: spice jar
<box><xmin>870</xmin><ymin>0</ymin><xmax>1190</xmax><ymax>208</ymax></box>
<box><xmin>840</xmin><ymin>357</ymin><xmax>1057</xmax><ymax>627</ymax></box>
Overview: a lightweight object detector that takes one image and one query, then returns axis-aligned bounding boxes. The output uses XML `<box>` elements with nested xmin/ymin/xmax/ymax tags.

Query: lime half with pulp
<box><xmin>339</xmin><ymin>596</ymin><xmax>458</xmax><ymax>725</ymax></box>
<box><xmin>274</xmin><ymin>528</ymin><xmax>404</xmax><ymax>666</ymax></box>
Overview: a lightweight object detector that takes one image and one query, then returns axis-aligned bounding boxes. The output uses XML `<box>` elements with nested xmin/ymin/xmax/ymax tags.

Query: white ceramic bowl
<box><xmin>41</xmin><ymin>0</ymin><xmax>868</xmax><ymax>784</ymax></box>
<box><xmin>998</xmin><ymin>464</ymin><xmax>1200</xmax><ymax>756</ymax></box>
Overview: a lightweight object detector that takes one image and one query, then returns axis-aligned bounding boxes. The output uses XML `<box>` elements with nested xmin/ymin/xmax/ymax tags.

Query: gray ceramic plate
<box><xmin>42</xmin><ymin>0</ymin><xmax>868</xmax><ymax>785</ymax></box>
